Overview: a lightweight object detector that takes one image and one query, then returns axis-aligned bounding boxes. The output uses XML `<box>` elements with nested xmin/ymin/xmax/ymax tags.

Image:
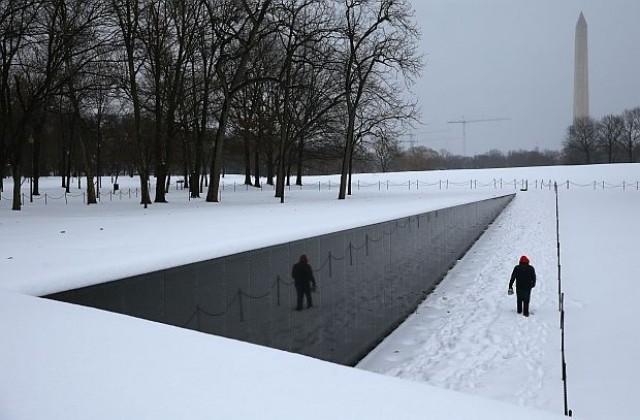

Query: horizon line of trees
<box><xmin>563</xmin><ymin>107</ymin><xmax>640</xmax><ymax>165</ymax></box>
<box><xmin>383</xmin><ymin>106</ymin><xmax>640</xmax><ymax>172</ymax></box>
<box><xmin>0</xmin><ymin>0</ymin><xmax>423</xmax><ymax>210</ymax></box>
<box><xmin>385</xmin><ymin>146</ymin><xmax>563</xmax><ymax>172</ymax></box>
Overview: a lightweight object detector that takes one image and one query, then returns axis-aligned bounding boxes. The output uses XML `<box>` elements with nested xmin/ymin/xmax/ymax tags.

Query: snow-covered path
<box><xmin>358</xmin><ymin>190</ymin><xmax>564</xmax><ymax>413</ymax></box>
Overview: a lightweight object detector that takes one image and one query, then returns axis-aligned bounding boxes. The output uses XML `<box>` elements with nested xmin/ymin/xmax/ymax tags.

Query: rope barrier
<box><xmin>351</xmin><ymin>242</ymin><xmax>367</xmax><ymax>251</ymax></box>
<box><xmin>3</xmin><ymin>178</ymin><xmax>639</xmax><ymax>209</ymax></box>
<box><xmin>329</xmin><ymin>253</ymin><xmax>347</xmax><ymax>261</ymax></box>
<box><xmin>179</xmin><ymin>308</ymin><xmax>199</xmax><ymax>328</ymax></box>
<box><xmin>603</xmin><ymin>182</ymin><xmax>623</xmax><ymax>189</ymax></box>
<box><xmin>476</xmin><ymin>181</ymin><xmax>494</xmax><ymax>188</ymax></box>
<box><xmin>198</xmin><ymin>306</ymin><xmax>227</xmax><ymax>318</ymax></box>
<box><xmin>368</xmin><ymin>233</ymin><xmax>384</xmax><ymax>243</ymax></box>
<box><xmin>568</xmin><ymin>181</ymin><xmax>592</xmax><ymax>188</ymax></box>
<box><xmin>313</xmin><ymin>254</ymin><xmax>332</xmax><ymax>273</ymax></box>
<box><xmin>240</xmin><ymin>289</ymin><xmax>273</xmax><ymax>300</ymax></box>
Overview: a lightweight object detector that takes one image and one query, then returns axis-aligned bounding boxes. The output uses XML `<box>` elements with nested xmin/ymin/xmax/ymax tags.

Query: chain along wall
<box><xmin>47</xmin><ymin>194</ymin><xmax>514</xmax><ymax>365</ymax></box>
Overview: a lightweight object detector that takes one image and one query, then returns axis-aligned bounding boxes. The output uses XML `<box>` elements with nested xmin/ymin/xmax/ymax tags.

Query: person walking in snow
<box><xmin>291</xmin><ymin>254</ymin><xmax>317</xmax><ymax>311</ymax></box>
<box><xmin>508</xmin><ymin>255</ymin><xmax>536</xmax><ymax>317</ymax></box>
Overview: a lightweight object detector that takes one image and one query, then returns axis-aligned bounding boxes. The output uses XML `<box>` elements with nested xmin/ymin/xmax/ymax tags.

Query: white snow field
<box><xmin>1</xmin><ymin>163</ymin><xmax>639</xmax><ymax>419</ymax></box>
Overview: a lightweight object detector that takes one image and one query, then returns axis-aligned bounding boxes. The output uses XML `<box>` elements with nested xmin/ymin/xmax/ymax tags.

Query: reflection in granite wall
<box><xmin>47</xmin><ymin>194</ymin><xmax>514</xmax><ymax>365</ymax></box>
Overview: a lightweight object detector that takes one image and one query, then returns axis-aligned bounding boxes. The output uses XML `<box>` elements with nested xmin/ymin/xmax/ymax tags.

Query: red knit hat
<box><xmin>519</xmin><ymin>255</ymin><xmax>529</xmax><ymax>264</ymax></box>
<box><xmin>300</xmin><ymin>254</ymin><xmax>308</xmax><ymax>263</ymax></box>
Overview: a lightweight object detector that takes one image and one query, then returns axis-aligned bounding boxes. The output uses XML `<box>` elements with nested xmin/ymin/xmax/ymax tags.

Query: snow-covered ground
<box><xmin>358</xmin><ymin>187</ymin><xmax>563</xmax><ymax>409</ymax></box>
<box><xmin>1</xmin><ymin>163</ymin><xmax>639</xmax><ymax>419</ymax></box>
<box><xmin>359</xmin><ymin>185</ymin><xmax>640</xmax><ymax>420</ymax></box>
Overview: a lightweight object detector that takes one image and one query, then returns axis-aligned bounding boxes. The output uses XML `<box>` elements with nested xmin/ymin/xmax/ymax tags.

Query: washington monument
<box><xmin>574</xmin><ymin>12</ymin><xmax>589</xmax><ymax>120</ymax></box>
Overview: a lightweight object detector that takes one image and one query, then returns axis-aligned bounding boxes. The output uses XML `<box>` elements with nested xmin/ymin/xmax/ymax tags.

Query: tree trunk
<box><xmin>11</xmin><ymin>164</ymin><xmax>21</xmax><ymax>211</ymax></box>
<box><xmin>295</xmin><ymin>137</ymin><xmax>303</xmax><ymax>186</ymax></box>
<box><xmin>153</xmin><ymin>113</ymin><xmax>168</xmax><ymax>203</ymax></box>
<box><xmin>154</xmin><ymin>161</ymin><xmax>168</xmax><ymax>203</ymax></box>
<box><xmin>339</xmin><ymin>111</ymin><xmax>356</xmax><ymax>199</ymax></box>
<box><xmin>85</xmin><ymin>172</ymin><xmax>97</xmax><ymax>204</ymax></box>
<box><xmin>191</xmin><ymin>60</ymin><xmax>209</xmax><ymax>198</ymax></box>
<box><xmin>136</xmin><ymin>152</ymin><xmax>151</xmax><ymax>207</ymax></box>
<box><xmin>137</xmin><ymin>171</ymin><xmax>150</xmax><ymax>206</ymax></box>
<box><xmin>77</xmin><ymin>134</ymin><xmax>97</xmax><ymax>204</ymax></box>
<box><xmin>182</xmin><ymin>135</ymin><xmax>190</xmax><ymax>191</ymax></box>
<box><xmin>65</xmin><ymin>146</ymin><xmax>72</xmax><ymax>193</ymax></box>
<box><xmin>206</xmin><ymin>95</ymin><xmax>232</xmax><ymax>202</ymax></box>
<box><xmin>275</xmin><ymin>131</ymin><xmax>286</xmax><ymax>200</ymax></box>
<box><xmin>347</xmin><ymin>144</ymin><xmax>355</xmax><ymax>195</ymax></box>
<box><xmin>286</xmin><ymin>159</ymin><xmax>292</xmax><ymax>187</ymax></box>
<box><xmin>348</xmin><ymin>148</ymin><xmax>354</xmax><ymax>196</ymax></box>
<box><xmin>32</xmin><ymin>135</ymin><xmax>41</xmax><ymax>196</ymax></box>
<box><xmin>61</xmin><ymin>147</ymin><xmax>66</xmax><ymax>189</ymax></box>
<box><xmin>191</xmin><ymin>132</ymin><xmax>203</xmax><ymax>198</ymax></box>
<box><xmin>0</xmin><ymin>141</ymin><xmax>4</xmax><ymax>194</ymax></box>
<box><xmin>243</xmin><ymin>133</ymin><xmax>251</xmax><ymax>185</ymax></box>
<box><xmin>253</xmin><ymin>147</ymin><xmax>261</xmax><ymax>188</ymax></box>
<box><xmin>266</xmin><ymin>148</ymin><xmax>274</xmax><ymax>185</ymax></box>
<box><xmin>96</xmin><ymin>129</ymin><xmax>102</xmax><ymax>191</ymax></box>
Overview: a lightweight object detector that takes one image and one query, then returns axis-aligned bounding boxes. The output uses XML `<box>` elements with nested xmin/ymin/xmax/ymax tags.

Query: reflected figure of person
<box><xmin>508</xmin><ymin>255</ymin><xmax>536</xmax><ymax>317</ymax></box>
<box><xmin>291</xmin><ymin>254</ymin><xmax>317</xmax><ymax>311</ymax></box>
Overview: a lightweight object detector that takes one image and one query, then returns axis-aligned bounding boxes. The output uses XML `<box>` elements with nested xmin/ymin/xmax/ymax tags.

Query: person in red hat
<box><xmin>508</xmin><ymin>255</ymin><xmax>537</xmax><ymax>316</ymax></box>
<box><xmin>291</xmin><ymin>254</ymin><xmax>317</xmax><ymax>311</ymax></box>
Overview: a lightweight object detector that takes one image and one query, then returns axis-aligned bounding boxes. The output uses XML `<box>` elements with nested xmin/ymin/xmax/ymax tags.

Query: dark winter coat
<box><xmin>291</xmin><ymin>262</ymin><xmax>316</xmax><ymax>289</ymax></box>
<box><xmin>509</xmin><ymin>262</ymin><xmax>536</xmax><ymax>290</ymax></box>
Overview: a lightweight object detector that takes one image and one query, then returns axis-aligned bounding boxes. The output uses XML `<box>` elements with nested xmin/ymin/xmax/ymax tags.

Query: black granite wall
<box><xmin>48</xmin><ymin>194</ymin><xmax>514</xmax><ymax>365</ymax></box>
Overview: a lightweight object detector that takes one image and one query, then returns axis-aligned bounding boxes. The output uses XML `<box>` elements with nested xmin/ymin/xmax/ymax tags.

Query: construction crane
<box><xmin>447</xmin><ymin>116</ymin><xmax>510</xmax><ymax>156</ymax></box>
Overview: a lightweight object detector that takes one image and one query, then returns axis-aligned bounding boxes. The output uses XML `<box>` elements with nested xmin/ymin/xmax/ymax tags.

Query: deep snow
<box><xmin>2</xmin><ymin>163</ymin><xmax>639</xmax><ymax>419</ymax></box>
<box><xmin>358</xmin><ymin>174</ymin><xmax>640</xmax><ymax>420</ymax></box>
<box><xmin>358</xmin><ymin>188</ymin><xmax>563</xmax><ymax>411</ymax></box>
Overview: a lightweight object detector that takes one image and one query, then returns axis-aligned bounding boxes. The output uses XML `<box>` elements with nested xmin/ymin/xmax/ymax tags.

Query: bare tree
<box><xmin>290</xmin><ymin>57</ymin><xmax>344</xmax><ymax>187</ymax></box>
<box><xmin>203</xmin><ymin>0</ymin><xmax>273</xmax><ymax>203</ymax></box>
<box><xmin>336</xmin><ymin>0</ymin><xmax>421</xmax><ymax>199</ymax></box>
<box><xmin>0</xmin><ymin>0</ymin><xmax>39</xmax><ymax>204</ymax></box>
<box><xmin>4</xmin><ymin>0</ymin><xmax>103</xmax><ymax>209</ymax></box>
<box><xmin>109</xmin><ymin>0</ymin><xmax>152</xmax><ymax>206</ymax></box>
<box><xmin>228</xmin><ymin>32</ymin><xmax>280</xmax><ymax>188</ymax></box>
<box><xmin>53</xmin><ymin>0</ymin><xmax>114</xmax><ymax>204</ymax></box>
<box><xmin>597</xmin><ymin>114</ymin><xmax>623</xmax><ymax>163</ymax></box>
<box><xmin>266</xmin><ymin>0</ymin><xmax>342</xmax><ymax>201</ymax></box>
<box><xmin>138</xmin><ymin>0</ymin><xmax>200</xmax><ymax>203</ymax></box>
<box><xmin>619</xmin><ymin>107</ymin><xmax>640</xmax><ymax>163</ymax></box>
<box><xmin>347</xmin><ymin>77</ymin><xmax>418</xmax><ymax>191</ymax></box>
<box><xmin>394</xmin><ymin>145</ymin><xmax>439</xmax><ymax>171</ymax></box>
<box><xmin>372</xmin><ymin>132</ymin><xmax>401</xmax><ymax>172</ymax></box>
<box><xmin>179</xmin><ymin>2</ymin><xmax>219</xmax><ymax>199</ymax></box>
<box><xmin>563</xmin><ymin>117</ymin><xmax>598</xmax><ymax>164</ymax></box>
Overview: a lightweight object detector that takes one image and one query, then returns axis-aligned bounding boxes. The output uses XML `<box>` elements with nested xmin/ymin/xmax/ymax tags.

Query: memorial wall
<box><xmin>48</xmin><ymin>194</ymin><xmax>514</xmax><ymax>365</ymax></box>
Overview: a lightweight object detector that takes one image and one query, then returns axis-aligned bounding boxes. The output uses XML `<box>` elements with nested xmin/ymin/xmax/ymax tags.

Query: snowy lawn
<box><xmin>1</xmin><ymin>163</ymin><xmax>639</xmax><ymax>419</ymax></box>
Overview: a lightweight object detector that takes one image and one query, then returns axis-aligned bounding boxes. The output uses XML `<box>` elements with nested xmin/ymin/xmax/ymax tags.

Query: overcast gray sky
<box><xmin>406</xmin><ymin>0</ymin><xmax>640</xmax><ymax>156</ymax></box>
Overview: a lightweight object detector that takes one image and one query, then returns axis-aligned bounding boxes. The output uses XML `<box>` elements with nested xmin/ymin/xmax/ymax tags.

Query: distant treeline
<box><xmin>381</xmin><ymin>106</ymin><xmax>640</xmax><ymax>172</ymax></box>
<box><xmin>375</xmin><ymin>146</ymin><xmax>561</xmax><ymax>172</ymax></box>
